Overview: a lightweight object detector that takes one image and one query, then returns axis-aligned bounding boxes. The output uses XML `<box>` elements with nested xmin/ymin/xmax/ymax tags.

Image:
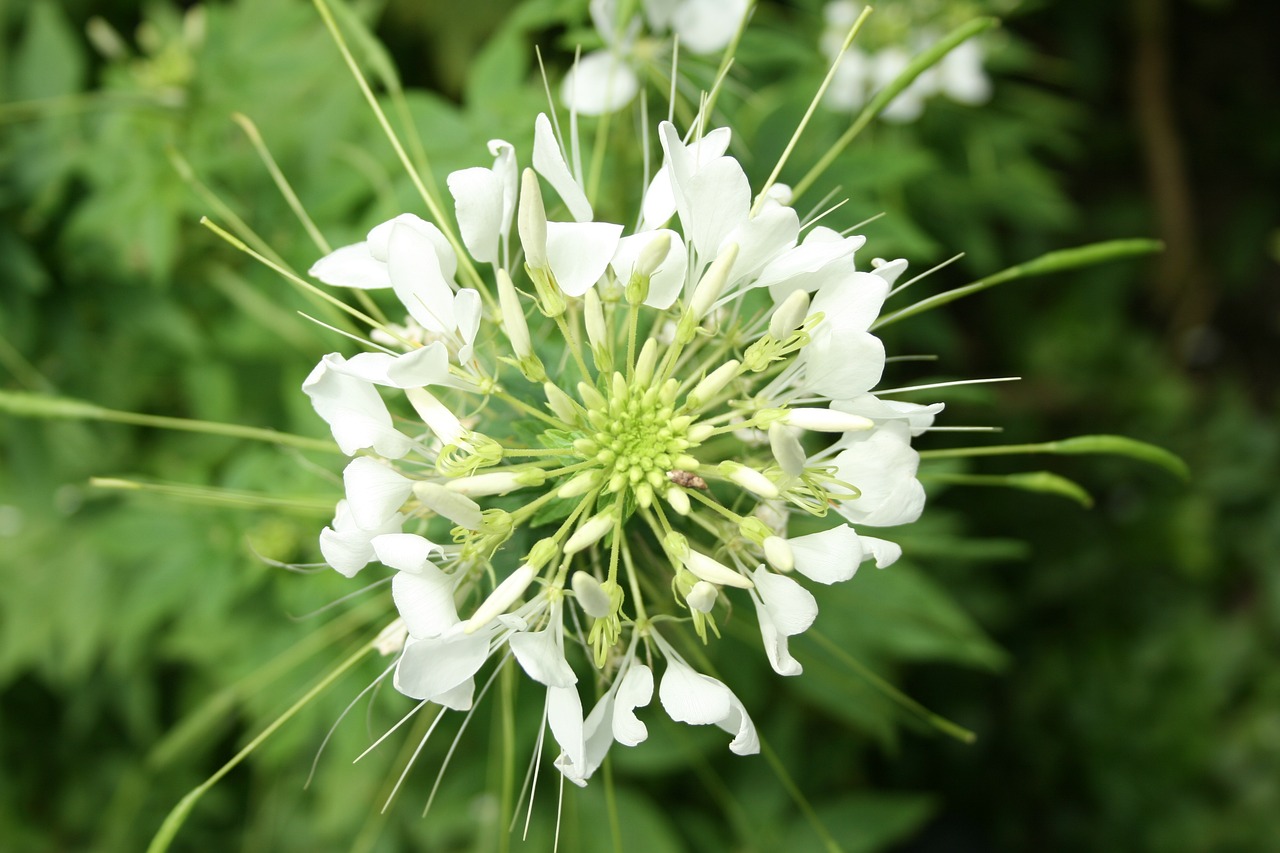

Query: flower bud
<box><xmin>543</xmin><ymin>382</ymin><xmax>580</xmax><ymax>424</ymax></box>
<box><xmin>684</xmin><ymin>549</ymin><xmax>754</xmax><ymax>589</ymax></box>
<box><xmin>768</xmin><ymin>289</ymin><xmax>810</xmax><ymax>339</ymax></box>
<box><xmin>689</xmin><ymin>242</ymin><xmax>739</xmax><ymax>321</ymax></box>
<box><xmin>413</xmin><ymin>481</ymin><xmax>484</xmax><ymax>530</ymax></box>
<box><xmin>564</xmin><ymin>512</ymin><xmax>614</xmax><ymax>555</ymax></box>
<box><xmin>686</xmin><ymin>581</ymin><xmax>718</xmax><ymax>613</ymax></box>
<box><xmin>497</xmin><ymin>268</ymin><xmax>532</xmax><ymax>359</ymax></box>
<box><xmin>784</xmin><ymin>407</ymin><xmax>875</xmax><ymax>433</ymax></box>
<box><xmin>719</xmin><ymin>461</ymin><xmax>780</xmax><ymax>499</ymax></box>
<box><xmin>635</xmin><ymin>231</ymin><xmax>671</xmax><ymax>279</ymax></box>
<box><xmin>572</xmin><ymin>572</ymin><xmax>614</xmax><ymax>618</ymax></box>
<box><xmin>763</xmin><ymin>536</ymin><xmax>795</xmax><ymax>573</ymax></box>
<box><xmin>463</xmin><ymin>565</ymin><xmax>536</xmax><ymax>633</ymax></box>
<box><xmin>446</xmin><ymin>469</ymin><xmax>543</xmax><ymax>497</ymax></box>
<box><xmin>687</xmin><ymin>359</ymin><xmax>741</xmax><ymax>409</ymax></box>
<box><xmin>518</xmin><ymin>168</ymin><xmax>547</xmax><ymax>269</ymax></box>
<box><xmin>405</xmin><ymin>387</ymin><xmax>466</xmax><ymax>446</ymax></box>
<box><xmin>633</xmin><ymin>338</ymin><xmax>658</xmax><ymax>386</ymax></box>
<box><xmin>665</xmin><ymin>485</ymin><xmax>691</xmax><ymax>516</ymax></box>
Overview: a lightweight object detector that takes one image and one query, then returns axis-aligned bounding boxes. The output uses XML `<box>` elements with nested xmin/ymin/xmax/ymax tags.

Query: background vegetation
<box><xmin>1</xmin><ymin>0</ymin><xmax>1275</xmax><ymax>850</ymax></box>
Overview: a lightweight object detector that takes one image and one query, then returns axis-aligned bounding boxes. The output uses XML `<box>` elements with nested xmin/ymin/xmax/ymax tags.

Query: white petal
<box><xmin>788</xmin><ymin>524</ymin><xmax>864</xmax><ymax>584</ymax></box>
<box><xmin>612</xmin><ymin>664</ymin><xmax>654</xmax><ymax>746</ymax></box>
<box><xmin>682</xmin><ymin>155</ymin><xmax>750</xmax><ymax>259</ymax></box>
<box><xmin>343</xmin><ymin>457</ymin><xmax>414</xmax><ymax>530</ymax></box>
<box><xmin>769</xmin><ymin>423</ymin><xmax>807</xmax><ymax>477</ymax></box>
<box><xmin>332</xmin><ymin>342</ymin><xmax>453</xmax><ymax>389</ymax></box>
<box><xmin>412</xmin><ymin>481</ymin><xmax>484</xmax><ymax>530</ymax></box>
<box><xmin>309</xmin><ymin>242</ymin><xmax>390</xmax><ymax>290</ymax></box>
<box><xmin>810</xmin><ymin>270</ymin><xmax>890</xmax><ymax>333</ymax></box>
<box><xmin>391</xmin><ymin>566</ymin><xmax>460</xmax><ymax>638</ymax></box>
<box><xmin>488</xmin><ymin>139</ymin><xmax>518</xmax><ymax>239</ymax></box>
<box><xmin>643</xmin><ymin>125</ymin><xmax>732</xmax><ymax>230</ymax></box>
<box><xmin>561</xmin><ymin>50</ymin><xmax>640</xmax><ymax>115</ymax></box>
<box><xmin>754</xmin><ymin>228</ymin><xmax>863</xmax><ymax>295</ymax></box>
<box><xmin>545</xmin><ymin>221</ymin><xmax>623</xmax><ymax>296</ymax></box>
<box><xmin>858</xmin><ymin>535</ymin><xmax>903</xmax><ymax>568</ymax></box>
<box><xmin>387</xmin><ymin>222</ymin><xmax>456</xmax><ymax>333</ymax></box>
<box><xmin>319</xmin><ymin>501</ymin><xmax>404</xmax><ymax>577</ymax></box>
<box><xmin>394</xmin><ymin>632</ymin><xmax>489</xmax><ymax>701</ymax></box>
<box><xmin>453</xmin><ymin>289</ymin><xmax>482</xmax><ymax>362</ymax></box>
<box><xmin>753</xmin><ymin>592</ymin><xmax>803</xmax><ymax>676</ymax></box>
<box><xmin>302</xmin><ymin>355</ymin><xmax>410</xmax><ymax>458</ymax></box>
<box><xmin>367</xmin><ymin>214</ymin><xmax>457</xmax><ymax>283</ymax></box>
<box><xmin>370</xmin><ymin>532</ymin><xmax>443</xmax><ymax>573</ymax></box>
<box><xmin>532</xmin><ymin>113</ymin><xmax>592</xmax><ymax>223</ymax></box>
<box><xmin>833</xmin><ymin>394</ymin><xmax>945</xmax><ymax>436</ymax></box>
<box><xmin>670</xmin><ymin>0</ymin><xmax>749</xmax><ymax>53</ymax></box>
<box><xmin>433</xmin><ymin>678</ymin><xmax>476</xmax><ymax>711</ymax></box>
<box><xmin>659</xmin><ymin>655</ymin><xmax>731</xmax><ymax>725</ymax></box>
<box><xmin>447</xmin><ymin>166</ymin><xmax>504</xmax><ymax>263</ymax></box>
<box><xmin>802</xmin><ymin>328</ymin><xmax>885</xmax><ymax>400</ymax></box>
<box><xmin>723</xmin><ymin>205</ymin><xmax>800</xmax><ymax>287</ymax></box>
<box><xmin>869</xmin><ymin>257</ymin><xmax>909</xmax><ymax>286</ymax></box>
<box><xmin>831</xmin><ymin>423</ymin><xmax>926</xmax><ymax>527</ymax></box>
<box><xmin>509</xmin><ymin>628</ymin><xmax>577</xmax><ymax>688</ymax></box>
<box><xmin>752</xmin><ymin>567</ymin><xmax>818</xmax><ymax>636</ymax></box>
<box><xmin>718</xmin><ymin>691</ymin><xmax>760</xmax><ymax>755</ymax></box>
<box><xmin>548</xmin><ymin>684</ymin><xmax>586</xmax><ymax>773</ymax></box>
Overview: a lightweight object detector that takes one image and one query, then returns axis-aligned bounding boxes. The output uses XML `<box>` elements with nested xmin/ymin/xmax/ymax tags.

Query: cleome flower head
<box><xmin>303</xmin><ymin>107</ymin><xmax>941</xmax><ymax>787</ymax></box>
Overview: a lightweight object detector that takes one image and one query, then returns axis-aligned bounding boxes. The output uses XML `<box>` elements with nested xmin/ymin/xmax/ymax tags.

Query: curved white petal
<box><xmin>723</xmin><ymin>205</ymin><xmax>800</xmax><ymax>287</ymax></box>
<box><xmin>302</xmin><ymin>356</ymin><xmax>410</xmax><ymax>458</ymax></box>
<box><xmin>834</xmin><ymin>394</ymin><xmax>945</xmax><ymax>436</ymax></box>
<box><xmin>671</xmin><ymin>0</ymin><xmax>749</xmax><ymax>54</ymax></box>
<box><xmin>718</xmin><ymin>691</ymin><xmax>760</xmax><ymax>755</ymax></box>
<box><xmin>309</xmin><ymin>242</ymin><xmax>390</xmax><ymax>290</ymax></box>
<box><xmin>532</xmin><ymin>113</ymin><xmax>593</xmax><ymax>223</ymax></box>
<box><xmin>488</xmin><ymin>139</ymin><xmax>518</xmax><ymax>240</ymax></box>
<box><xmin>682</xmin><ymin>155</ymin><xmax>750</xmax><ymax>259</ymax></box>
<box><xmin>545</xmin><ymin>221</ymin><xmax>624</xmax><ymax>296</ymax></box>
<box><xmin>412</xmin><ymin>482</ymin><xmax>484</xmax><ymax>530</ymax></box>
<box><xmin>447</xmin><ymin>166</ymin><xmax>504</xmax><ymax>264</ymax></box>
<box><xmin>370</xmin><ymin>532</ymin><xmax>443</xmax><ymax>573</ymax></box>
<box><xmin>753</xmin><ymin>591</ymin><xmax>803</xmax><ymax>676</ymax></box>
<box><xmin>859</xmin><ymin>535</ymin><xmax>903</xmax><ymax>568</ymax></box>
<box><xmin>433</xmin><ymin>678</ymin><xmax>476</xmax><ymax>711</ymax></box>
<box><xmin>343</xmin><ymin>457</ymin><xmax>414</xmax><ymax>530</ymax></box>
<box><xmin>387</xmin><ymin>222</ymin><xmax>457</xmax><ymax>333</ymax></box>
<box><xmin>391</xmin><ymin>565</ymin><xmax>460</xmax><ymax>639</ymax></box>
<box><xmin>548</xmin><ymin>685</ymin><xmax>586</xmax><ymax>774</ymax></box>
<box><xmin>612</xmin><ymin>663</ymin><xmax>654</xmax><ymax>746</ymax></box>
<box><xmin>453</xmin><ymin>289</ymin><xmax>482</xmax><ymax>362</ymax></box>
<box><xmin>802</xmin><ymin>328</ymin><xmax>886</xmax><ymax>400</ymax></box>
<box><xmin>319</xmin><ymin>500</ymin><xmax>404</xmax><ymax>577</ymax></box>
<box><xmin>811</xmin><ymin>270</ymin><xmax>890</xmax><ymax>333</ymax></box>
<box><xmin>659</xmin><ymin>655</ymin><xmax>731</xmax><ymax>725</ymax></box>
<box><xmin>561</xmin><ymin>50</ymin><xmax>640</xmax><ymax>116</ymax></box>
<box><xmin>394</xmin><ymin>632</ymin><xmax>489</xmax><ymax>701</ymax></box>
<box><xmin>510</xmin><ymin>628</ymin><xmax>578</xmax><ymax>688</ymax></box>
<box><xmin>333</xmin><ymin>342</ymin><xmax>453</xmax><ymax>389</ymax></box>
<box><xmin>753</xmin><ymin>567</ymin><xmax>818</xmax><ymax>636</ymax></box>
<box><xmin>831</xmin><ymin>423</ymin><xmax>926</xmax><ymax>526</ymax></box>
<box><xmin>367</xmin><ymin>214</ymin><xmax>457</xmax><ymax>283</ymax></box>
<box><xmin>788</xmin><ymin>524</ymin><xmax>864</xmax><ymax>584</ymax></box>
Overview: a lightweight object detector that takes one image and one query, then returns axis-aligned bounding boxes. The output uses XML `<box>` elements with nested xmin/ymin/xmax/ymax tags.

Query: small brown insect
<box><xmin>668</xmin><ymin>470</ymin><xmax>708</xmax><ymax>490</ymax></box>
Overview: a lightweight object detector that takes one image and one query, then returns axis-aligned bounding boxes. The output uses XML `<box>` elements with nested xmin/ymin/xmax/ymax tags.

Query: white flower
<box><xmin>654</xmin><ymin>632</ymin><xmax>758</xmax><ymax>755</ymax></box>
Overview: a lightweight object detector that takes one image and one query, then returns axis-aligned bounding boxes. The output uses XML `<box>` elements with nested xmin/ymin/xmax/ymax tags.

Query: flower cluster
<box><xmin>561</xmin><ymin>0</ymin><xmax>750</xmax><ymax>115</ymax></box>
<box><xmin>303</xmin><ymin>110</ymin><xmax>940</xmax><ymax>785</ymax></box>
<box><xmin>822</xmin><ymin>0</ymin><xmax>992</xmax><ymax>122</ymax></box>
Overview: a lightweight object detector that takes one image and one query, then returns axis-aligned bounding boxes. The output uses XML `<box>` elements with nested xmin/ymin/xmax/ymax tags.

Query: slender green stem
<box><xmin>147</xmin><ymin>643</ymin><xmax>374</xmax><ymax>853</ymax></box>
<box><xmin>554</xmin><ymin>313</ymin><xmax>593</xmax><ymax>382</ymax></box>
<box><xmin>0</xmin><ymin>389</ymin><xmax>338</xmax><ymax>452</ymax></box>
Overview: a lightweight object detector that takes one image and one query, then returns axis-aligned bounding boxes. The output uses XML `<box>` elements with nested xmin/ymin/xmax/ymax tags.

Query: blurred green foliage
<box><xmin>1</xmin><ymin>0</ymin><xmax>1275</xmax><ymax>851</ymax></box>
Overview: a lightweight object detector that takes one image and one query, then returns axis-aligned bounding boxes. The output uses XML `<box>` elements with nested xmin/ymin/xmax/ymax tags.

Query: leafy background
<box><xmin>1</xmin><ymin>0</ymin><xmax>1276</xmax><ymax>850</ymax></box>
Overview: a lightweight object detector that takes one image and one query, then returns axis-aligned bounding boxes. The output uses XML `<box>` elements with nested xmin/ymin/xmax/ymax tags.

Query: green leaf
<box><xmin>12</xmin><ymin>0</ymin><xmax>85</xmax><ymax>100</ymax></box>
<box><xmin>922</xmin><ymin>470</ymin><xmax>1096</xmax><ymax>507</ymax></box>
<box><xmin>919</xmin><ymin>434</ymin><xmax>1190</xmax><ymax>480</ymax></box>
<box><xmin>784</xmin><ymin>793</ymin><xmax>937</xmax><ymax>853</ymax></box>
<box><xmin>875</xmin><ymin>239</ymin><xmax>1165</xmax><ymax>328</ymax></box>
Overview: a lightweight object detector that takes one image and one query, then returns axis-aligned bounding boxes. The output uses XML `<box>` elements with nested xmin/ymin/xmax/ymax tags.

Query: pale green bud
<box><xmin>769</xmin><ymin>289</ymin><xmax>811</xmax><ymax>339</ymax></box>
